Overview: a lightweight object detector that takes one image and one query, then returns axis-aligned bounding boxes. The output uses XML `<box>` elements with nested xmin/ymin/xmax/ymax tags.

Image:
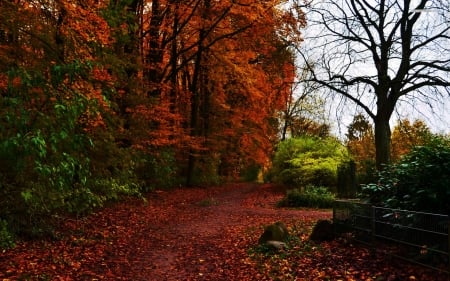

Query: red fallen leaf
<box><xmin>0</xmin><ymin>183</ymin><xmax>446</xmax><ymax>280</ymax></box>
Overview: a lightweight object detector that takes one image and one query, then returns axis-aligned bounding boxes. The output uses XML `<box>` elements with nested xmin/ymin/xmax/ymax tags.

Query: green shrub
<box><xmin>361</xmin><ymin>135</ymin><xmax>450</xmax><ymax>213</ymax></box>
<box><xmin>0</xmin><ymin>65</ymin><xmax>145</xmax><ymax>236</ymax></box>
<box><xmin>270</xmin><ymin>136</ymin><xmax>351</xmax><ymax>189</ymax></box>
<box><xmin>240</xmin><ymin>164</ymin><xmax>261</xmax><ymax>182</ymax></box>
<box><xmin>188</xmin><ymin>154</ymin><xmax>222</xmax><ymax>186</ymax></box>
<box><xmin>0</xmin><ymin>219</ymin><xmax>15</xmax><ymax>249</ymax></box>
<box><xmin>135</xmin><ymin>149</ymin><xmax>180</xmax><ymax>190</ymax></box>
<box><xmin>278</xmin><ymin>186</ymin><xmax>335</xmax><ymax>209</ymax></box>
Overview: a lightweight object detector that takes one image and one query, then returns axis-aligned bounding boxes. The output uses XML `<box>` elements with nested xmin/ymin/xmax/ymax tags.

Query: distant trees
<box><xmin>294</xmin><ymin>0</ymin><xmax>450</xmax><ymax>170</ymax></box>
<box><xmin>390</xmin><ymin>119</ymin><xmax>433</xmax><ymax>162</ymax></box>
<box><xmin>347</xmin><ymin>114</ymin><xmax>436</xmax><ymax>183</ymax></box>
<box><xmin>346</xmin><ymin>114</ymin><xmax>376</xmax><ymax>182</ymax></box>
<box><xmin>279</xmin><ymin>67</ymin><xmax>330</xmax><ymax>140</ymax></box>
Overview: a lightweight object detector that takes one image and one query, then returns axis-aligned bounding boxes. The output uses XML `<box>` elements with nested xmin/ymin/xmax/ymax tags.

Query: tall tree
<box><xmin>128</xmin><ymin>0</ymin><xmax>305</xmax><ymax>184</ymax></box>
<box><xmin>294</xmin><ymin>0</ymin><xmax>450</xmax><ymax>169</ymax></box>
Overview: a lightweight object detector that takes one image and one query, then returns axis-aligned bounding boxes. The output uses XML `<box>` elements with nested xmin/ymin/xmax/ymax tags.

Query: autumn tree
<box><xmin>124</xmin><ymin>0</ymin><xmax>306</xmax><ymax>185</ymax></box>
<box><xmin>0</xmin><ymin>0</ymin><xmax>145</xmax><ymax>233</ymax></box>
<box><xmin>346</xmin><ymin>114</ymin><xmax>376</xmax><ymax>182</ymax></box>
<box><xmin>390</xmin><ymin>119</ymin><xmax>433</xmax><ymax>162</ymax></box>
<box><xmin>294</xmin><ymin>0</ymin><xmax>450</xmax><ymax>170</ymax></box>
<box><xmin>347</xmin><ymin>115</ymin><xmax>435</xmax><ymax>183</ymax></box>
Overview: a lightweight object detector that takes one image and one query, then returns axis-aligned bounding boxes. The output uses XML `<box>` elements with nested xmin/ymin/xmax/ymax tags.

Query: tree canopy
<box><xmin>0</xmin><ymin>0</ymin><xmax>307</xmax><ymax>234</ymax></box>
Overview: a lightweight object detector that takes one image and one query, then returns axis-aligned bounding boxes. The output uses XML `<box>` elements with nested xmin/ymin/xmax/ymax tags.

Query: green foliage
<box><xmin>197</xmin><ymin>197</ymin><xmax>220</xmax><ymax>207</ymax></box>
<box><xmin>188</xmin><ymin>155</ymin><xmax>222</xmax><ymax>186</ymax></box>
<box><xmin>240</xmin><ymin>164</ymin><xmax>261</xmax><ymax>182</ymax></box>
<box><xmin>1</xmin><ymin>66</ymin><xmax>92</xmax><ymax>216</ymax></box>
<box><xmin>278</xmin><ymin>186</ymin><xmax>335</xmax><ymax>208</ymax></box>
<box><xmin>135</xmin><ymin>149</ymin><xmax>180</xmax><ymax>190</ymax></box>
<box><xmin>361</xmin><ymin>135</ymin><xmax>450</xmax><ymax>213</ymax></box>
<box><xmin>0</xmin><ymin>219</ymin><xmax>15</xmax><ymax>249</ymax></box>
<box><xmin>270</xmin><ymin>136</ymin><xmax>351</xmax><ymax>189</ymax></box>
<box><xmin>0</xmin><ymin>64</ymin><xmax>143</xmax><ymax>236</ymax></box>
<box><xmin>356</xmin><ymin>159</ymin><xmax>377</xmax><ymax>185</ymax></box>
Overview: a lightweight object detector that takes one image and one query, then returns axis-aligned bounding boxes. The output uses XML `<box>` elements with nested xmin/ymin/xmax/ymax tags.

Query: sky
<box><xmin>327</xmin><ymin>95</ymin><xmax>450</xmax><ymax>140</ymax></box>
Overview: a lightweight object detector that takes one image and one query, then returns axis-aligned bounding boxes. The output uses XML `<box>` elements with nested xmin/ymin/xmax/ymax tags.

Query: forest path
<box><xmin>118</xmin><ymin>183</ymin><xmax>331</xmax><ymax>280</ymax></box>
<box><xmin>0</xmin><ymin>183</ymin><xmax>331</xmax><ymax>280</ymax></box>
<box><xmin>3</xmin><ymin>183</ymin><xmax>444</xmax><ymax>280</ymax></box>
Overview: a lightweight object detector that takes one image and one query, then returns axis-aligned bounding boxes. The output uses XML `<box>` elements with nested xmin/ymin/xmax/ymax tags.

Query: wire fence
<box><xmin>333</xmin><ymin>200</ymin><xmax>449</xmax><ymax>274</ymax></box>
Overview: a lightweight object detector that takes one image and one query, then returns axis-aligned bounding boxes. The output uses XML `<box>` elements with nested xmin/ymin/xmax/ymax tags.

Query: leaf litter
<box><xmin>0</xmin><ymin>183</ymin><xmax>447</xmax><ymax>280</ymax></box>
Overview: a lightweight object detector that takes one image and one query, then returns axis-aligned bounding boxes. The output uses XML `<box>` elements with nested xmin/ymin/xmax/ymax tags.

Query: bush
<box><xmin>135</xmin><ymin>149</ymin><xmax>180</xmax><ymax>191</ymax></box>
<box><xmin>240</xmin><ymin>164</ymin><xmax>261</xmax><ymax>182</ymax></box>
<box><xmin>0</xmin><ymin>219</ymin><xmax>15</xmax><ymax>249</ymax></box>
<box><xmin>270</xmin><ymin>136</ymin><xmax>351</xmax><ymax>190</ymax></box>
<box><xmin>278</xmin><ymin>186</ymin><xmax>335</xmax><ymax>209</ymax></box>
<box><xmin>361</xmin><ymin>136</ymin><xmax>450</xmax><ymax>213</ymax></box>
<box><xmin>188</xmin><ymin>154</ymin><xmax>222</xmax><ymax>186</ymax></box>
<box><xmin>0</xmin><ymin>66</ymin><xmax>145</xmax><ymax>236</ymax></box>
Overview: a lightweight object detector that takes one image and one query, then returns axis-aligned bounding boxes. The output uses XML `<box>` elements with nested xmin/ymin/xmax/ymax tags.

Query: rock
<box><xmin>266</xmin><ymin>240</ymin><xmax>287</xmax><ymax>250</ymax></box>
<box><xmin>309</xmin><ymin>219</ymin><xmax>335</xmax><ymax>242</ymax></box>
<box><xmin>258</xmin><ymin>221</ymin><xmax>289</xmax><ymax>244</ymax></box>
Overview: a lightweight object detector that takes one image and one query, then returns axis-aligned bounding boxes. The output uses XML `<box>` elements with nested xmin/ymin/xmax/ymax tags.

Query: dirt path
<box><xmin>0</xmin><ymin>183</ymin><xmax>331</xmax><ymax>281</ymax></box>
<box><xmin>115</xmin><ymin>183</ymin><xmax>331</xmax><ymax>280</ymax></box>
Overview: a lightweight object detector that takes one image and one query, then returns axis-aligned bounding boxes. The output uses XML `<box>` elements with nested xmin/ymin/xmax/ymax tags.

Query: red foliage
<box><xmin>0</xmin><ymin>184</ymin><xmax>446</xmax><ymax>280</ymax></box>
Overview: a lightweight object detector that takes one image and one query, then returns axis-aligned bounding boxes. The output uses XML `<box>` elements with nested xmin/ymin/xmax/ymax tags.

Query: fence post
<box><xmin>371</xmin><ymin>206</ymin><xmax>376</xmax><ymax>247</ymax></box>
<box><xmin>332</xmin><ymin>201</ymin><xmax>336</xmax><ymax>235</ymax></box>
<box><xmin>448</xmin><ymin>219</ymin><xmax>450</xmax><ymax>273</ymax></box>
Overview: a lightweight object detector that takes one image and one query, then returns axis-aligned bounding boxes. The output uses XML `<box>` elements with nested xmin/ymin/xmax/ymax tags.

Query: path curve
<box><xmin>0</xmin><ymin>183</ymin><xmax>331</xmax><ymax>281</ymax></box>
<box><xmin>102</xmin><ymin>183</ymin><xmax>331</xmax><ymax>280</ymax></box>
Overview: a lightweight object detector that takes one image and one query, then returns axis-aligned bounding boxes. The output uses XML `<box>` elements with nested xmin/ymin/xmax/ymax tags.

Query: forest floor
<box><xmin>0</xmin><ymin>183</ymin><xmax>448</xmax><ymax>281</ymax></box>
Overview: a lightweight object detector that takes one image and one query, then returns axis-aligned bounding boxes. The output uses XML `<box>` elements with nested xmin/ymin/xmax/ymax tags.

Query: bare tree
<box><xmin>294</xmin><ymin>0</ymin><xmax>450</xmax><ymax>169</ymax></box>
<box><xmin>279</xmin><ymin>66</ymin><xmax>329</xmax><ymax>140</ymax></box>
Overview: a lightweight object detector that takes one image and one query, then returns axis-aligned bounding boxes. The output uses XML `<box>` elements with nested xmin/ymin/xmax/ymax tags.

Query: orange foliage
<box><xmin>1</xmin><ymin>0</ymin><xmax>307</xmax><ymax>180</ymax></box>
<box><xmin>346</xmin><ymin>114</ymin><xmax>376</xmax><ymax>174</ymax></box>
<box><xmin>348</xmin><ymin>116</ymin><xmax>433</xmax><ymax>175</ymax></box>
<box><xmin>0</xmin><ymin>0</ymin><xmax>114</xmax><ymax>135</ymax></box>
<box><xmin>119</xmin><ymin>0</ymin><xmax>303</xmax><ymax>178</ymax></box>
<box><xmin>391</xmin><ymin>119</ymin><xmax>432</xmax><ymax>162</ymax></box>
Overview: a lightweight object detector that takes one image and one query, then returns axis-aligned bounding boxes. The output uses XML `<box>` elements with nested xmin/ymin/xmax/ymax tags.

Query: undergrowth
<box><xmin>277</xmin><ymin>186</ymin><xmax>335</xmax><ymax>209</ymax></box>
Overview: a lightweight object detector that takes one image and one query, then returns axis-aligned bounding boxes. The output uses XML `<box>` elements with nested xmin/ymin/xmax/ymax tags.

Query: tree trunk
<box><xmin>186</xmin><ymin>0</ymin><xmax>210</xmax><ymax>186</ymax></box>
<box><xmin>281</xmin><ymin>114</ymin><xmax>289</xmax><ymax>141</ymax></box>
<box><xmin>169</xmin><ymin>1</ymin><xmax>179</xmax><ymax>115</ymax></box>
<box><xmin>374</xmin><ymin>114</ymin><xmax>391</xmax><ymax>170</ymax></box>
<box><xmin>146</xmin><ymin>0</ymin><xmax>163</xmax><ymax>97</ymax></box>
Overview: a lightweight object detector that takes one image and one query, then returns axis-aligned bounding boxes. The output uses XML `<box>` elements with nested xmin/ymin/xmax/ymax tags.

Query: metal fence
<box><xmin>333</xmin><ymin>200</ymin><xmax>449</xmax><ymax>274</ymax></box>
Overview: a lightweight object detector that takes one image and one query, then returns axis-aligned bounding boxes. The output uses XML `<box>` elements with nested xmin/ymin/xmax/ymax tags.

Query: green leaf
<box><xmin>21</xmin><ymin>190</ymin><xmax>33</xmax><ymax>202</ymax></box>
